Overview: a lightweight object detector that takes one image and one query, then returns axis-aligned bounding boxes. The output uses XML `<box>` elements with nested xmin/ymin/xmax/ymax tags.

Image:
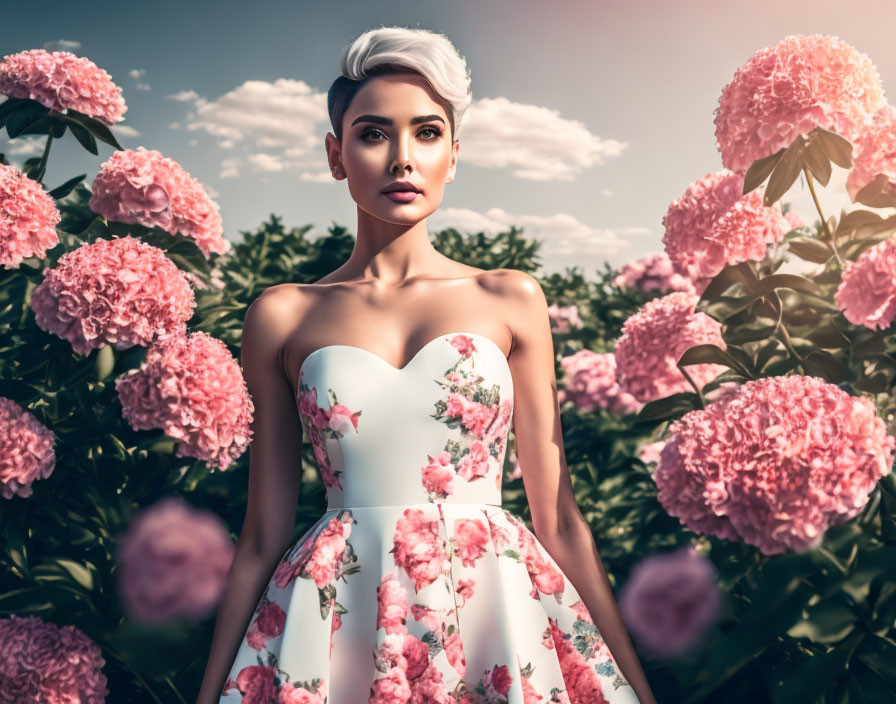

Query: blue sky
<box><xmin>2</xmin><ymin>0</ymin><xmax>895</xmax><ymax>277</ymax></box>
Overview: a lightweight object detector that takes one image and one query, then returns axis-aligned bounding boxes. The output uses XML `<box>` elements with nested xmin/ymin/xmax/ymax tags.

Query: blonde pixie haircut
<box><xmin>327</xmin><ymin>26</ymin><xmax>473</xmax><ymax>143</ymax></box>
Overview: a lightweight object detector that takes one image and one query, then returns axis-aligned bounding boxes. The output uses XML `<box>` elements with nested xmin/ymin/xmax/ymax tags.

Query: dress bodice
<box><xmin>295</xmin><ymin>331</ymin><xmax>514</xmax><ymax>510</ymax></box>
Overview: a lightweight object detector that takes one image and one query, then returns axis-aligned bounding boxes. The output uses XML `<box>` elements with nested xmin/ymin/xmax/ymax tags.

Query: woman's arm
<box><xmin>195</xmin><ymin>287</ymin><xmax>305</xmax><ymax>704</ymax></box>
<box><xmin>503</xmin><ymin>270</ymin><xmax>658</xmax><ymax>704</ymax></box>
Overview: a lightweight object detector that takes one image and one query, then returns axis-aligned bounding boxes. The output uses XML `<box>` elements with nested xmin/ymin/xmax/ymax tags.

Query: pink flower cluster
<box><xmin>613</xmin><ymin>252</ymin><xmax>695</xmax><ymax>295</ymax></box>
<box><xmin>714</xmin><ymin>34</ymin><xmax>887</xmax><ymax>175</ymax></box>
<box><xmin>389</xmin><ymin>508</ymin><xmax>449</xmax><ymax>592</ymax></box>
<box><xmin>547</xmin><ymin>303</ymin><xmax>584</xmax><ymax>333</ymax></box>
<box><xmin>0</xmin><ymin>613</ymin><xmax>108</xmax><ymax>703</ymax></box>
<box><xmin>0</xmin><ymin>163</ymin><xmax>60</xmax><ymax>268</ymax></box>
<box><xmin>225</xmin><ymin>666</ymin><xmax>327</xmax><ymax>703</ymax></box>
<box><xmin>370</xmin><ymin>572</ymin><xmax>457</xmax><ymax>704</ymax></box>
<box><xmin>273</xmin><ymin>515</ymin><xmax>352</xmax><ymax>590</ymax></box>
<box><xmin>115</xmin><ymin>495</ymin><xmax>235</xmax><ymax>625</ymax></box>
<box><xmin>614</xmin><ymin>292</ymin><xmax>728</xmax><ymax>403</ymax></box>
<box><xmin>89</xmin><ymin>147</ymin><xmax>229</xmax><ymax>258</ymax></box>
<box><xmin>30</xmin><ymin>235</ymin><xmax>195</xmax><ymax>356</ymax></box>
<box><xmin>835</xmin><ymin>236</ymin><xmax>896</xmax><ymax>330</ymax></box>
<box><xmin>557</xmin><ymin>349</ymin><xmax>643</xmax><ymax>415</ymax></box>
<box><xmin>0</xmin><ymin>397</ymin><xmax>56</xmax><ymax>500</ymax></box>
<box><xmin>0</xmin><ymin>49</ymin><xmax>127</xmax><ymax>124</ymax></box>
<box><xmin>662</xmin><ymin>170</ymin><xmax>789</xmax><ymax>295</ymax></box>
<box><xmin>116</xmin><ymin>331</ymin><xmax>254</xmax><ymax>471</ymax></box>
<box><xmin>655</xmin><ymin>375</ymin><xmax>895</xmax><ymax>555</ymax></box>
<box><xmin>618</xmin><ymin>546</ymin><xmax>722</xmax><ymax>658</ymax></box>
<box><xmin>784</xmin><ymin>209</ymin><xmax>806</xmax><ymax>231</ymax></box>
<box><xmin>846</xmin><ymin>103</ymin><xmax>896</xmax><ymax>202</ymax></box>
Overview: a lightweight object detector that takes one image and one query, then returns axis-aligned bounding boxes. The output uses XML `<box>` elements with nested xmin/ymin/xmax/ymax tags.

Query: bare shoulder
<box><xmin>241</xmin><ymin>284</ymin><xmax>311</xmax><ymax>378</ymax></box>
<box><xmin>478</xmin><ymin>269</ymin><xmax>549</xmax><ymax>355</ymax></box>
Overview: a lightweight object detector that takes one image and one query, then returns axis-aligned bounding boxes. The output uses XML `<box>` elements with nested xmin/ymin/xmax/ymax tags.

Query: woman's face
<box><xmin>326</xmin><ymin>72</ymin><xmax>459</xmax><ymax>226</ymax></box>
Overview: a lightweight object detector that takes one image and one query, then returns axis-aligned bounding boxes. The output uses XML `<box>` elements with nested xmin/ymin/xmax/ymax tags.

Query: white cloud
<box><xmin>111</xmin><ymin>124</ymin><xmax>140</xmax><ymax>138</ymax></box>
<box><xmin>42</xmin><ymin>39</ymin><xmax>81</xmax><ymax>52</ymax></box>
<box><xmin>3</xmin><ymin>136</ymin><xmax>45</xmax><ymax>156</ymax></box>
<box><xmin>176</xmin><ymin>78</ymin><xmax>327</xmax><ymax>174</ymax></box>
<box><xmin>219</xmin><ymin>158</ymin><xmax>240</xmax><ymax>179</ymax></box>
<box><xmin>429</xmin><ymin>206</ymin><xmax>643</xmax><ymax>274</ymax></box>
<box><xmin>168</xmin><ymin>89</ymin><xmax>201</xmax><ymax>103</ymax></box>
<box><xmin>457</xmin><ymin>97</ymin><xmax>627</xmax><ymax>181</ymax></box>
<box><xmin>300</xmin><ymin>171</ymin><xmax>336</xmax><ymax>183</ymax></box>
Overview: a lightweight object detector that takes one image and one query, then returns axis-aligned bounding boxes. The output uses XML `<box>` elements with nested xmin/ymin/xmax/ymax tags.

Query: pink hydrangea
<box><xmin>655</xmin><ymin>375</ymin><xmax>895</xmax><ymax>555</ymax></box>
<box><xmin>613</xmin><ymin>252</ymin><xmax>695</xmax><ymax>295</ymax></box>
<box><xmin>89</xmin><ymin>147</ymin><xmax>228</xmax><ymax>258</ymax></box>
<box><xmin>845</xmin><ymin>103</ymin><xmax>896</xmax><ymax>202</ymax></box>
<box><xmin>557</xmin><ymin>349</ymin><xmax>643</xmax><ymax>415</ymax></box>
<box><xmin>0</xmin><ymin>613</ymin><xmax>108</xmax><ymax>703</ymax></box>
<box><xmin>663</xmin><ymin>170</ymin><xmax>789</xmax><ymax>295</ymax></box>
<box><xmin>0</xmin><ymin>162</ymin><xmax>60</xmax><ymax>268</ymax></box>
<box><xmin>0</xmin><ymin>49</ymin><xmax>127</xmax><ymax>125</ymax></box>
<box><xmin>637</xmin><ymin>440</ymin><xmax>667</xmax><ymax>466</ymax></box>
<box><xmin>714</xmin><ymin>34</ymin><xmax>887</xmax><ymax>175</ymax></box>
<box><xmin>115</xmin><ymin>495</ymin><xmax>235</xmax><ymax>624</ymax></box>
<box><xmin>614</xmin><ymin>292</ymin><xmax>728</xmax><ymax>403</ymax></box>
<box><xmin>115</xmin><ymin>330</ymin><xmax>254</xmax><ymax>470</ymax></box>
<box><xmin>547</xmin><ymin>303</ymin><xmax>584</xmax><ymax>333</ymax></box>
<box><xmin>0</xmin><ymin>397</ymin><xmax>56</xmax><ymax>499</ymax></box>
<box><xmin>784</xmin><ymin>209</ymin><xmax>806</xmax><ymax>231</ymax></box>
<box><xmin>30</xmin><ymin>235</ymin><xmax>195</xmax><ymax>356</ymax></box>
<box><xmin>618</xmin><ymin>546</ymin><xmax>722</xmax><ymax>658</ymax></box>
<box><xmin>835</xmin><ymin>236</ymin><xmax>896</xmax><ymax>330</ymax></box>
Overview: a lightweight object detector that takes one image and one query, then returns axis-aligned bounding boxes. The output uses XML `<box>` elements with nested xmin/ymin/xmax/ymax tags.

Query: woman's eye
<box><xmin>361</xmin><ymin>128</ymin><xmax>385</xmax><ymax>141</ymax></box>
<box><xmin>420</xmin><ymin>126</ymin><xmax>442</xmax><ymax>140</ymax></box>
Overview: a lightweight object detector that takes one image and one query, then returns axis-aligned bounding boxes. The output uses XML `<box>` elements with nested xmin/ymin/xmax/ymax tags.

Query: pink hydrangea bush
<box><xmin>0</xmin><ymin>49</ymin><xmax>127</xmax><ymax>124</ymax></box>
<box><xmin>614</xmin><ymin>291</ymin><xmax>728</xmax><ymax>403</ymax></box>
<box><xmin>89</xmin><ymin>147</ymin><xmax>229</xmax><ymax>258</ymax></box>
<box><xmin>613</xmin><ymin>252</ymin><xmax>695</xmax><ymax>295</ymax></box>
<box><xmin>0</xmin><ymin>613</ymin><xmax>108</xmax><ymax>703</ymax></box>
<box><xmin>654</xmin><ymin>375</ymin><xmax>895</xmax><ymax>555</ymax></box>
<box><xmin>714</xmin><ymin>34</ymin><xmax>887</xmax><ymax>175</ymax></box>
<box><xmin>835</xmin><ymin>236</ymin><xmax>896</xmax><ymax>330</ymax></box>
<box><xmin>618</xmin><ymin>545</ymin><xmax>722</xmax><ymax>659</ymax></box>
<box><xmin>662</xmin><ymin>170</ymin><xmax>790</xmax><ymax>295</ymax></box>
<box><xmin>784</xmin><ymin>209</ymin><xmax>806</xmax><ymax>231</ymax></box>
<box><xmin>115</xmin><ymin>330</ymin><xmax>254</xmax><ymax>470</ymax></box>
<box><xmin>0</xmin><ymin>162</ymin><xmax>60</xmax><ymax>268</ymax></box>
<box><xmin>0</xmin><ymin>396</ymin><xmax>56</xmax><ymax>499</ymax></box>
<box><xmin>845</xmin><ymin>103</ymin><xmax>896</xmax><ymax>202</ymax></box>
<box><xmin>557</xmin><ymin>349</ymin><xmax>643</xmax><ymax>415</ymax></box>
<box><xmin>547</xmin><ymin>303</ymin><xmax>584</xmax><ymax>334</ymax></box>
<box><xmin>30</xmin><ymin>235</ymin><xmax>195</xmax><ymax>356</ymax></box>
<box><xmin>115</xmin><ymin>495</ymin><xmax>235</xmax><ymax>625</ymax></box>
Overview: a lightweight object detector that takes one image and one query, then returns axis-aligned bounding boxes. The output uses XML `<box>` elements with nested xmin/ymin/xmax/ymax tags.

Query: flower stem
<box><xmin>802</xmin><ymin>165</ymin><xmax>844</xmax><ymax>268</ymax></box>
<box><xmin>33</xmin><ymin>131</ymin><xmax>54</xmax><ymax>185</ymax></box>
<box><xmin>677</xmin><ymin>364</ymin><xmax>705</xmax><ymax>409</ymax></box>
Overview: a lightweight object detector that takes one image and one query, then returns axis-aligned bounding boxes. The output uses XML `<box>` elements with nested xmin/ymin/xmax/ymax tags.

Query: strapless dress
<box><xmin>219</xmin><ymin>331</ymin><xmax>640</xmax><ymax>703</ymax></box>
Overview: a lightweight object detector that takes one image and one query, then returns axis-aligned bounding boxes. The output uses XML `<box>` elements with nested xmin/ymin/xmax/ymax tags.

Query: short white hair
<box><xmin>328</xmin><ymin>26</ymin><xmax>473</xmax><ymax>142</ymax></box>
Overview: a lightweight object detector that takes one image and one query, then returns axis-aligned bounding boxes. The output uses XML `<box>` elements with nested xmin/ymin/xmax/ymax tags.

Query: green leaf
<box><xmin>787</xmin><ymin>237</ymin><xmax>833</xmax><ymax>264</ymax></box>
<box><xmin>633</xmin><ymin>391</ymin><xmax>699</xmax><ymax>423</ymax></box>
<box><xmin>801</xmin><ymin>350</ymin><xmax>853</xmax><ymax>383</ymax></box>
<box><xmin>765</xmin><ymin>134</ymin><xmax>805</xmax><ymax>205</ymax></box>
<box><xmin>801</xmin><ymin>136</ymin><xmax>833</xmax><ymax>187</ymax></box>
<box><xmin>60</xmin><ymin>109</ymin><xmax>124</xmax><ymax>150</ymax></box>
<box><xmin>753</xmin><ymin>273</ymin><xmax>820</xmax><ymax>297</ymax></box>
<box><xmin>56</xmin><ymin>558</ymin><xmax>95</xmax><ymax>590</ymax></box>
<box><xmin>814</xmin><ymin>127</ymin><xmax>854</xmax><ymax>169</ymax></box>
<box><xmin>48</xmin><ymin>173</ymin><xmax>87</xmax><ymax>200</ymax></box>
<box><xmin>743</xmin><ymin>147</ymin><xmax>785</xmax><ymax>194</ymax></box>
<box><xmin>856</xmin><ymin>635</ymin><xmax>896</xmax><ymax>687</ymax></box>
<box><xmin>678</xmin><ymin>343</ymin><xmax>752</xmax><ymax>378</ymax></box>
<box><xmin>771</xmin><ymin>632</ymin><xmax>865</xmax><ymax>704</ymax></box>
<box><xmin>67</xmin><ymin>120</ymin><xmax>98</xmax><ymax>155</ymax></box>
<box><xmin>787</xmin><ymin>598</ymin><xmax>858</xmax><ymax>643</ymax></box>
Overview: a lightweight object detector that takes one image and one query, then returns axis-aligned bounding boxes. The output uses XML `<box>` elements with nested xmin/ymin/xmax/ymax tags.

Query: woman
<box><xmin>197</xmin><ymin>25</ymin><xmax>656</xmax><ymax>704</ymax></box>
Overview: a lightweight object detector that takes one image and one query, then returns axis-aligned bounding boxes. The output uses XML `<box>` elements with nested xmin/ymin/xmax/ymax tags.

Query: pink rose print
<box><xmin>296</xmin><ymin>379</ymin><xmax>362</xmax><ymax>492</ymax></box>
<box><xmin>518</xmin><ymin>657</ymin><xmax>544</xmax><ymax>703</ymax></box>
<box><xmin>452</xmin><ymin>518</ymin><xmax>490</xmax><ymax>568</ymax></box>
<box><xmin>389</xmin><ymin>508</ymin><xmax>449</xmax><ymax>592</ymax></box>
<box><xmin>235</xmin><ymin>665</ymin><xmax>278</xmax><ymax>703</ymax></box>
<box><xmin>548</xmin><ymin>619</ymin><xmax>610</xmax><ymax>704</ymax></box>
<box><xmin>245</xmin><ymin>601</ymin><xmax>286</xmax><ymax>651</ymax></box>
<box><xmin>419</xmin><ymin>334</ymin><xmax>513</xmax><ymax>500</ymax></box>
<box><xmin>277</xmin><ymin>679</ymin><xmax>328</xmax><ymax>703</ymax></box>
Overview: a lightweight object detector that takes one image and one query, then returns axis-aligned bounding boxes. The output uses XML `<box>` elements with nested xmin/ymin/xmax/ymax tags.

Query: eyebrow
<box><xmin>350</xmin><ymin>114</ymin><xmax>446</xmax><ymax>127</ymax></box>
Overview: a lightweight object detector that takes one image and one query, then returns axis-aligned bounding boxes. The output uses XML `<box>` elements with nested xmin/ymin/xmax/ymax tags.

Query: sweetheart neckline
<box><xmin>297</xmin><ymin>330</ymin><xmax>510</xmax><ymax>383</ymax></box>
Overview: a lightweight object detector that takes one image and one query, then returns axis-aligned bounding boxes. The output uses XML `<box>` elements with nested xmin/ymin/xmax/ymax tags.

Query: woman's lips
<box><xmin>383</xmin><ymin>190</ymin><xmax>420</xmax><ymax>203</ymax></box>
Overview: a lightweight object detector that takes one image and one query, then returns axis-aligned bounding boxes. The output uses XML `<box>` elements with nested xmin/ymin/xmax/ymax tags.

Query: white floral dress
<box><xmin>219</xmin><ymin>332</ymin><xmax>640</xmax><ymax>704</ymax></box>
